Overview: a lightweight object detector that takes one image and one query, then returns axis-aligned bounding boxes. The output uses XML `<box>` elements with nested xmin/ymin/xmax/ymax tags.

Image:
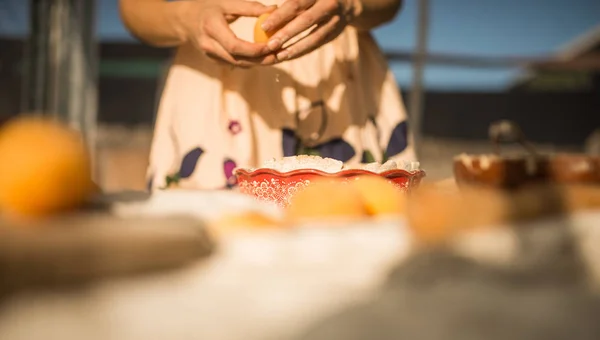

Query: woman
<box><xmin>119</xmin><ymin>0</ymin><xmax>415</xmax><ymax>190</ymax></box>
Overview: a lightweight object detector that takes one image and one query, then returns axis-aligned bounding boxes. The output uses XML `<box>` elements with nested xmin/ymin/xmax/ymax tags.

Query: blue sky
<box><xmin>1</xmin><ymin>0</ymin><xmax>599</xmax><ymax>91</ymax></box>
<box><xmin>376</xmin><ymin>0</ymin><xmax>600</xmax><ymax>90</ymax></box>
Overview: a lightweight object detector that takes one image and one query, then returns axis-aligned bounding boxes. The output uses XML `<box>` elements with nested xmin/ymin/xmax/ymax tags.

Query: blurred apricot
<box><xmin>406</xmin><ymin>184</ymin><xmax>463</xmax><ymax>244</ymax></box>
<box><xmin>286</xmin><ymin>179</ymin><xmax>367</xmax><ymax>222</ymax></box>
<box><xmin>0</xmin><ymin>116</ymin><xmax>94</xmax><ymax>218</ymax></box>
<box><xmin>406</xmin><ymin>184</ymin><xmax>509</xmax><ymax>245</ymax></box>
<box><xmin>211</xmin><ymin>211</ymin><xmax>283</xmax><ymax>237</ymax></box>
<box><xmin>216</xmin><ymin>211</ymin><xmax>281</xmax><ymax>229</ymax></box>
<box><xmin>350</xmin><ymin>175</ymin><xmax>406</xmax><ymax>216</ymax></box>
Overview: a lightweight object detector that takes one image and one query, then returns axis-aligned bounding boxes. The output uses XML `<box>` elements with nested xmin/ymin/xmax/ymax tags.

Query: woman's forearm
<box><xmin>119</xmin><ymin>0</ymin><xmax>191</xmax><ymax>47</ymax></box>
<box><xmin>350</xmin><ymin>0</ymin><xmax>403</xmax><ymax>31</ymax></box>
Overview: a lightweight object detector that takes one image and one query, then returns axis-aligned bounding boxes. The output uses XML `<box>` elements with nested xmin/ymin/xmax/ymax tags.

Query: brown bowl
<box><xmin>454</xmin><ymin>153</ymin><xmax>600</xmax><ymax>189</ymax></box>
<box><xmin>453</xmin><ymin>154</ymin><xmax>543</xmax><ymax>189</ymax></box>
<box><xmin>543</xmin><ymin>153</ymin><xmax>600</xmax><ymax>184</ymax></box>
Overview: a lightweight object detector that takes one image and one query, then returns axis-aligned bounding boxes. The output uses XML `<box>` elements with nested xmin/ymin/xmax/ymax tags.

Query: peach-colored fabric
<box><xmin>148</xmin><ymin>2</ymin><xmax>415</xmax><ymax>190</ymax></box>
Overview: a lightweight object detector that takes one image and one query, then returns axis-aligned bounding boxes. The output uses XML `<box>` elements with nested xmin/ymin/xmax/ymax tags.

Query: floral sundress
<box><xmin>147</xmin><ymin>1</ymin><xmax>416</xmax><ymax>190</ymax></box>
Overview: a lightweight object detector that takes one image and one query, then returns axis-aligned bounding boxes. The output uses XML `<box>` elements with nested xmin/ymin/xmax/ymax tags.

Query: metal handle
<box><xmin>488</xmin><ymin>120</ymin><xmax>539</xmax><ymax>157</ymax></box>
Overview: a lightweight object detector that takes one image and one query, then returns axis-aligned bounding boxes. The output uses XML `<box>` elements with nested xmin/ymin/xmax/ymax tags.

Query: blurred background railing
<box><xmin>0</xmin><ymin>0</ymin><xmax>599</xmax><ymax>189</ymax></box>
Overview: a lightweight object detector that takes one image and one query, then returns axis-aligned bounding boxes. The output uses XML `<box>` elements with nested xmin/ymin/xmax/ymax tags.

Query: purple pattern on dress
<box><xmin>228</xmin><ymin>121</ymin><xmax>242</xmax><ymax>135</ymax></box>
<box><xmin>282</xmin><ymin>128</ymin><xmax>298</xmax><ymax>157</ymax></box>
<box><xmin>281</xmin><ymin>128</ymin><xmax>356</xmax><ymax>162</ymax></box>
<box><xmin>179</xmin><ymin>147</ymin><xmax>204</xmax><ymax>178</ymax></box>
<box><xmin>386</xmin><ymin>121</ymin><xmax>409</xmax><ymax>157</ymax></box>
<box><xmin>315</xmin><ymin>138</ymin><xmax>356</xmax><ymax>162</ymax></box>
<box><xmin>223</xmin><ymin>158</ymin><xmax>238</xmax><ymax>188</ymax></box>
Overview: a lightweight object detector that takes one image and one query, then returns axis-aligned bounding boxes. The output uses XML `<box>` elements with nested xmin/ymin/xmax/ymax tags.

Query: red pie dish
<box><xmin>234</xmin><ymin>168</ymin><xmax>426</xmax><ymax>208</ymax></box>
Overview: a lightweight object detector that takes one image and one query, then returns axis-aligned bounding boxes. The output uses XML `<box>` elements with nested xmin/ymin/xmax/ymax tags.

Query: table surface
<box><xmin>0</xmin><ymin>191</ymin><xmax>599</xmax><ymax>340</ymax></box>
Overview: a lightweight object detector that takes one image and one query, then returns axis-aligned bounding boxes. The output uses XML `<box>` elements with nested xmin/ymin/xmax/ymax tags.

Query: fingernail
<box><xmin>268</xmin><ymin>39</ymin><xmax>280</xmax><ymax>51</ymax></box>
<box><xmin>261</xmin><ymin>22</ymin><xmax>271</xmax><ymax>32</ymax></box>
<box><xmin>276</xmin><ymin>50</ymin><xmax>289</xmax><ymax>61</ymax></box>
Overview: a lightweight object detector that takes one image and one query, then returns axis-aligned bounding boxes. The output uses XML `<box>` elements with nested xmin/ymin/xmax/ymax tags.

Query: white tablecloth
<box><xmin>1</xmin><ymin>191</ymin><xmax>599</xmax><ymax>340</ymax></box>
<box><xmin>0</xmin><ymin>191</ymin><xmax>412</xmax><ymax>340</ymax></box>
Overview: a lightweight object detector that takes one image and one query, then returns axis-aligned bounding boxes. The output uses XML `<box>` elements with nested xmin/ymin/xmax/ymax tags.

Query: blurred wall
<box><xmin>2</xmin><ymin>38</ymin><xmax>599</xmax><ymax>145</ymax></box>
<box><xmin>0</xmin><ymin>38</ymin><xmax>22</xmax><ymax>123</ymax></box>
<box><xmin>416</xmin><ymin>90</ymin><xmax>600</xmax><ymax>146</ymax></box>
<box><xmin>1</xmin><ymin>38</ymin><xmax>600</xmax><ymax>191</ymax></box>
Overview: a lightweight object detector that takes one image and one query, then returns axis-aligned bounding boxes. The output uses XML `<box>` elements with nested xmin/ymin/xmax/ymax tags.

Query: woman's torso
<box><xmin>147</xmin><ymin>1</ymin><xmax>415</xmax><ymax>190</ymax></box>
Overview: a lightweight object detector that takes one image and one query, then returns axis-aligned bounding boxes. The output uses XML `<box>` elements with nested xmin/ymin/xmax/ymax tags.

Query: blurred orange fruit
<box><xmin>286</xmin><ymin>179</ymin><xmax>367</xmax><ymax>222</ymax></box>
<box><xmin>216</xmin><ymin>211</ymin><xmax>281</xmax><ymax>229</ymax></box>
<box><xmin>350</xmin><ymin>175</ymin><xmax>406</xmax><ymax>216</ymax></box>
<box><xmin>0</xmin><ymin>116</ymin><xmax>94</xmax><ymax>218</ymax></box>
<box><xmin>212</xmin><ymin>211</ymin><xmax>283</xmax><ymax>237</ymax></box>
<box><xmin>406</xmin><ymin>184</ymin><xmax>463</xmax><ymax>244</ymax></box>
<box><xmin>406</xmin><ymin>184</ymin><xmax>509</xmax><ymax>245</ymax></box>
<box><xmin>254</xmin><ymin>13</ymin><xmax>275</xmax><ymax>43</ymax></box>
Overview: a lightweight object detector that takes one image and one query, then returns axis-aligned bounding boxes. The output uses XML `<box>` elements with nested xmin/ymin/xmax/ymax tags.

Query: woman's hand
<box><xmin>260</xmin><ymin>0</ymin><xmax>361</xmax><ymax>61</ymax></box>
<box><xmin>179</xmin><ymin>0</ymin><xmax>278</xmax><ymax>67</ymax></box>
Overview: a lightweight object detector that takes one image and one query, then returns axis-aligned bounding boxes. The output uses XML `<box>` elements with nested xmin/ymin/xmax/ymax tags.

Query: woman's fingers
<box><xmin>275</xmin><ymin>15</ymin><xmax>342</xmax><ymax>61</ymax></box>
<box><xmin>203</xmin><ymin>39</ymin><xmax>238</xmax><ymax>66</ymax></box>
<box><xmin>204</xmin><ymin>15</ymin><xmax>270</xmax><ymax>58</ymax></box>
<box><xmin>240</xmin><ymin>54</ymin><xmax>280</xmax><ymax>67</ymax></box>
<box><xmin>190</xmin><ymin>1</ymin><xmax>288</xmax><ymax>67</ymax></box>
<box><xmin>222</xmin><ymin>0</ymin><xmax>276</xmax><ymax>18</ymax></box>
<box><xmin>204</xmin><ymin>41</ymin><xmax>255</xmax><ymax>68</ymax></box>
<box><xmin>266</xmin><ymin>0</ymin><xmax>341</xmax><ymax>51</ymax></box>
<box><xmin>261</xmin><ymin>0</ymin><xmax>315</xmax><ymax>33</ymax></box>
<box><xmin>202</xmin><ymin>36</ymin><xmax>279</xmax><ymax>68</ymax></box>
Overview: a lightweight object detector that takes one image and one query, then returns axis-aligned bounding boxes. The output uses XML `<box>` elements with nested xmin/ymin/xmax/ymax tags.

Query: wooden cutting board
<box><xmin>0</xmin><ymin>195</ymin><xmax>215</xmax><ymax>296</ymax></box>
